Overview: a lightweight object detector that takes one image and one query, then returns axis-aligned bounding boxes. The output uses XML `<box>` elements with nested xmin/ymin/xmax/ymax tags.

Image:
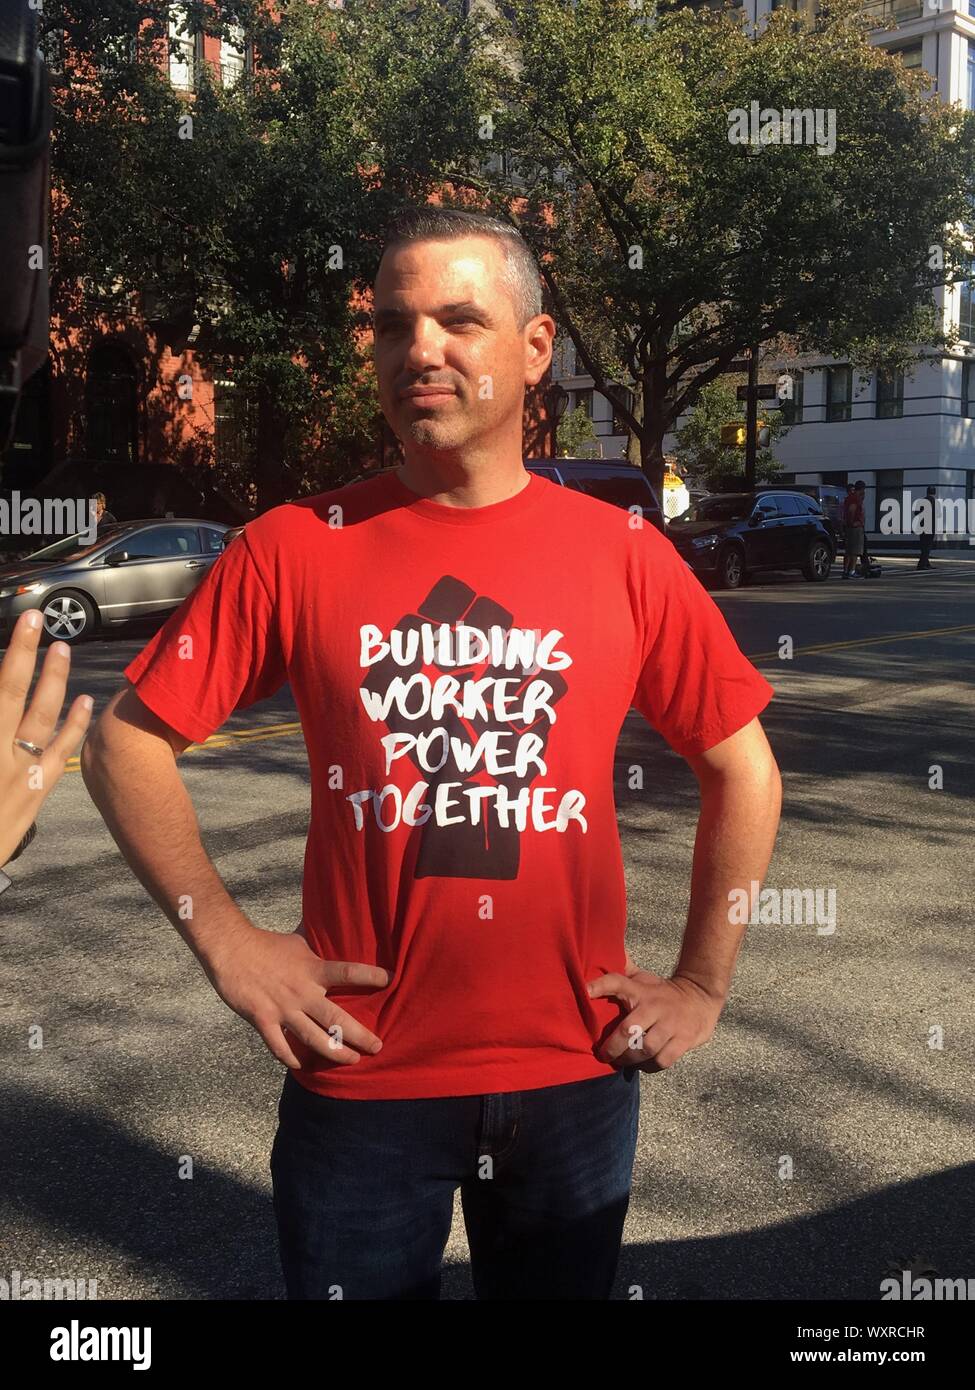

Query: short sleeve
<box><xmin>631</xmin><ymin>530</ymin><xmax>773</xmax><ymax>757</ymax></box>
<box><xmin>123</xmin><ymin>532</ymin><xmax>287</xmax><ymax>746</ymax></box>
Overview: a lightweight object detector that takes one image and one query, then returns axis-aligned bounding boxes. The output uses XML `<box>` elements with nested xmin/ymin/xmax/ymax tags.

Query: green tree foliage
<box><xmin>673</xmin><ymin>379</ymin><xmax>785</xmax><ymax>490</ymax></box>
<box><xmin>556</xmin><ymin>404</ymin><xmax>600</xmax><ymax>456</ymax></box>
<box><xmin>45</xmin><ymin>0</ymin><xmax>501</xmax><ymax>508</ymax></box>
<box><xmin>459</xmin><ymin>0</ymin><xmax>975</xmax><ymax>495</ymax></box>
<box><xmin>44</xmin><ymin>0</ymin><xmax>975</xmax><ymax>510</ymax></box>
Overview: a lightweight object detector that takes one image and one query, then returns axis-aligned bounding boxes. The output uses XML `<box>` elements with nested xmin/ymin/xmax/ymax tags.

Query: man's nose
<box><xmin>402</xmin><ymin>321</ymin><xmax>447</xmax><ymax>371</ymax></box>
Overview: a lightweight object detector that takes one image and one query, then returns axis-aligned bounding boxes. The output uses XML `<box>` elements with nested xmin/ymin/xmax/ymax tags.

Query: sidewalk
<box><xmin>865</xmin><ymin>538</ymin><xmax>975</xmax><ymax>560</ymax></box>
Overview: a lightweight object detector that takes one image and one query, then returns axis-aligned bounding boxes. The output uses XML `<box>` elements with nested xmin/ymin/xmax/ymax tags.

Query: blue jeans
<box><xmin>270</xmin><ymin>1067</ymin><xmax>641</xmax><ymax>1300</ymax></box>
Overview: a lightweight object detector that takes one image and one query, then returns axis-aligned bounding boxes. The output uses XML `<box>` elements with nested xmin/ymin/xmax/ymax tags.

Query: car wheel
<box><xmin>40</xmin><ymin>590</ymin><xmax>97</xmax><ymax>644</ymax></box>
<box><xmin>717</xmin><ymin>546</ymin><xmax>745</xmax><ymax>589</ymax></box>
<box><xmin>802</xmin><ymin>540</ymin><xmax>832</xmax><ymax>582</ymax></box>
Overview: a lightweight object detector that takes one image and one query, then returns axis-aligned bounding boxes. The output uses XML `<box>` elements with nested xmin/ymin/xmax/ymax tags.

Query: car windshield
<box><xmin>676</xmin><ymin>497</ymin><xmax>753</xmax><ymax>523</ymax></box>
<box><xmin>15</xmin><ymin>525</ymin><xmax>129</xmax><ymax>565</ymax></box>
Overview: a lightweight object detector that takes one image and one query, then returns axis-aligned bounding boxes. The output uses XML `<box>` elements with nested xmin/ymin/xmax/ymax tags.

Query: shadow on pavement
<box><xmin>3</xmin><ymin>1077</ymin><xmax>970</xmax><ymax>1299</ymax></box>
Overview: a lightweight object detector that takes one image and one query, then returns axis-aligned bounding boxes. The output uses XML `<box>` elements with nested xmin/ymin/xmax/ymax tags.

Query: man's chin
<box><xmin>402</xmin><ymin>421</ymin><xmax>467</xmax><ymax>449</ymax></box>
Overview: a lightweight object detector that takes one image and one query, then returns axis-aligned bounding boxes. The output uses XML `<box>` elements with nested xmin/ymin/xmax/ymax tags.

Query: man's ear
<box><xmin>524</xmin><ymin>313</ymin><xmax>556</xmax><ymax>388</ymax></box>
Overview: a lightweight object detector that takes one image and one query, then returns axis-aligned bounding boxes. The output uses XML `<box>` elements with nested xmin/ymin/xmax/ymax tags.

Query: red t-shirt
<box><xmin>123</xmin><ymin>468</ymin><xmax>773</xmax><ymax>1099</ymax></box>
<box><xmin>842</xmin><ymin>493</ymin><xmax>864</xmax><ymax>527</ymax></box>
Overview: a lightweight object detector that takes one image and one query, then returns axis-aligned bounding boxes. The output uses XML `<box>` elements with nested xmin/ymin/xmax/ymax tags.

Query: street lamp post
<box><xmin>744</xmin><ymin>341</ymin><xmax>760</xmax><ymax>490</ymax></box>
<box><xmin>548</xmin><ymin>380</ymin><xmax>570</xmax><ymax>457</ymax></box>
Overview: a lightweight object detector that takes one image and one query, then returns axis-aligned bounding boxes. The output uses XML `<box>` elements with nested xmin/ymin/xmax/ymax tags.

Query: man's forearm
<box><xmin>81</xmin><ymin>704</ymin><xmax>249</xmax><ymax>970</ymax></box>
<box><xmin>673</xmin><ymin>756</ymin><xmax>782</xmax><ymax>1002</ymax></box>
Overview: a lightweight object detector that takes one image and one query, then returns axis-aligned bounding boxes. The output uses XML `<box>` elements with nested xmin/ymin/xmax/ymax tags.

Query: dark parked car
<box><xmin>668</xmin><ymin>491</ymin><xmax>836</xmax><ymax>589</ymax></box>
<box><xmin>754</xmin><ymin>482</ymin><xmax>847</xmax><ymax>531</ymax></box>
<box><xmin>523</xmin><ymin>458</ymin><xmax>665</xmax><ymax>530</ymax></box>
<box><xmin>0</xmin><ymin>519</ymin><xmax>229</xmax><ymax>644</ymax></box>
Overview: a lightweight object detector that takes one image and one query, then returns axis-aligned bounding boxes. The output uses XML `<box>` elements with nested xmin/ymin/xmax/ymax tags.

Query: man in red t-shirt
<box><xmin>842</xmin><ymin>481</ymin><xmax>866</xmax><ymax>577</ymax></box>
<box><xmin>82</xmin><ymin>206</ymin><xmax>781</xmax><ymax>1301</ymax></box>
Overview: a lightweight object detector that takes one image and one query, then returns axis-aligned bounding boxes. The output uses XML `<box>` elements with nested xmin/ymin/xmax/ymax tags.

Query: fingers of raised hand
<box><xmin>0</xmin><ymin>611</ymin><xmax>44</xmax><ymax>736</ymax></box>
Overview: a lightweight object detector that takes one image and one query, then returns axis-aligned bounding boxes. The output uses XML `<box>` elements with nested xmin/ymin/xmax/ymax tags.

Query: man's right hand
<box><xmin>202</xmin><ymin>921</ymin><xmax>389</xmax><ymax>1070</ymax></box>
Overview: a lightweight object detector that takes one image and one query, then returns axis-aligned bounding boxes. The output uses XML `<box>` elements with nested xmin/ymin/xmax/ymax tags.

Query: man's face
<box><xmin>373</xmin><ymin>235</ymin><xmax>552</xmax><ymax>454</ymax></box>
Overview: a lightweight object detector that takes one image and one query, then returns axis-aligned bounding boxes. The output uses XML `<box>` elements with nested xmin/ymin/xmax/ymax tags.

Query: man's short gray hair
<box><xmin>379</xmin><ymin>206</ymin><xmax>543</xmax><ymax>330</ymax></box>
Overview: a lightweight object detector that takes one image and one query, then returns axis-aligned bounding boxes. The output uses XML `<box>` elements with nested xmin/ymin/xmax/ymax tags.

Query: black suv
<box><xmin>754</xmin><ymin>482</ymin><xmax>847</xmax><ymax>531</ymax></box>
<box><xmin>668</xmin><ymin>491</ymin><xmax>836</xmax><ymax>589</ymax></box>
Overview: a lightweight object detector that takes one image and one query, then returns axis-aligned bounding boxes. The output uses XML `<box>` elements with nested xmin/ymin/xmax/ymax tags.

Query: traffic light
<box><xmin>721</xmin><ymin>420</ymin><xmax>769</xmax><ymax>447</ymax></box>
<box><xmin>720</xmin><ymin>423</ymin><xmax>747</xmax><ymax>447</ymax></box>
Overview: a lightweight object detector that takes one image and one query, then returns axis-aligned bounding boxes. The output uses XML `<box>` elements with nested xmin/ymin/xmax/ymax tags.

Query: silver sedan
<box><xmin>0</xmin><ymin>519</ymin><xmax>230</xmax><ymax>644</ymax></box>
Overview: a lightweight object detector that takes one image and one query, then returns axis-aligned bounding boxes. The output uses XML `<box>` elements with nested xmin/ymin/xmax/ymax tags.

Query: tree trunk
<box><xmin>637</xmin><ymin>363</ymin><xmax>667</xmax><ymax>503</ymax></box>
<box><xmin>640</xmin><ymin>428</ymin><xmax>667</xmax><ymax>507</ymax></box>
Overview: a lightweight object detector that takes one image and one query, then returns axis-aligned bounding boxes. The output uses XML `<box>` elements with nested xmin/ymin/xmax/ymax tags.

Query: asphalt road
<box><xmin>1</xmin><ymin>556</ymin><xmax>972</xmax><ymax>1300</ymax></box>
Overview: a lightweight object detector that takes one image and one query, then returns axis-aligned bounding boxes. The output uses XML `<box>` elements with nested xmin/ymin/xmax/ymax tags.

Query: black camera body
<box><xmin>0</xmin><ymin>0</ymin><xmax>51</xmax><ymax>448</ymax></box>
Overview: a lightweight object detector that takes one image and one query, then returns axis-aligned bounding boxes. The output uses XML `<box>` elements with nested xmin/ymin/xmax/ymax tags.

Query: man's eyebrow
<box><xmin>373</xmin><ymin>301</ymin><xmax>491</xmax><ymax>324</ymax></box>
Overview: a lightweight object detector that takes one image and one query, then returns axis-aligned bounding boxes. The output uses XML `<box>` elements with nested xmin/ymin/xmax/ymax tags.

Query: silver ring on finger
<box><xmin>14</xmin><ymin>737</ymin><xmax>45</xmax><ymax>757</ymax></box>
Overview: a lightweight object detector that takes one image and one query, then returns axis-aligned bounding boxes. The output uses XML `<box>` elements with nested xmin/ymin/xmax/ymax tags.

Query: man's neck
<box><xmin>394</xmin><ymin>453</ymin><xmax>531</xmax><ymax>510</ymax></box>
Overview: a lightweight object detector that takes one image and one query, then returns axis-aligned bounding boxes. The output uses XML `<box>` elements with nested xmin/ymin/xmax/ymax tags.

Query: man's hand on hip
<box><xmin>587</xmin><ymin>961</ymin><xmax>724</xmax><ymax>1072</ymax></box>
<box><xmin>202</xmin><ymin>921</ymin><xmax>389</xmax><ymax>1070</ymax></box>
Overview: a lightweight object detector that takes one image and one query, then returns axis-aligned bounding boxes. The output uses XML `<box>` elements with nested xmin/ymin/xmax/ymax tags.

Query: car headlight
<box><xmin>0</xmin><ymin>582</ymin><xmax>44</xmax><ymax>599</ymax></box>
<box><xmin>691</xmin><ymin>535</ymin><xmax>719</xmax><ymax>549</ymax></box>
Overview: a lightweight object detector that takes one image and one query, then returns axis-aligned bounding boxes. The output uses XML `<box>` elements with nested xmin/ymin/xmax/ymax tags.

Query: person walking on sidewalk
<box><xmin>92</xmin><ymin>492</ymin><xmax>117</xmax><ymax>532</ymax></box>
<box><xmin>81</xmin><ymin>206</ymin><xmax>782</xmax><ymax>1302</ymax></box>
<box><xmin>917</xmin><ymin>486</ymin><xmax>937</xmax><ymax>570</ymax></box>
<box><xmin>842</xmin><ymin>481</ymin><xmax>866</xmax><ymax>578</ymax></box>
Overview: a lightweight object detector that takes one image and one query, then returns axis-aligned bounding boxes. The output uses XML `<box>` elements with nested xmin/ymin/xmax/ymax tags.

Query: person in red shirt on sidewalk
<box><xmin>842</xmin><ymin>481</ymin><xmax>866</xmax><ymax>577</ymax></box>
<box><xmin>81</xmin><ymin>206</ymin><xmax>781</xmax><ymax>1301</ymax></box>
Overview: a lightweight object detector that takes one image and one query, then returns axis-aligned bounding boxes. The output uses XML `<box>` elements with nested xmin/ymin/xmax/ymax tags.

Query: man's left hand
<box><xmin>587</xmin><ymin>956</ymin><xmax>725</xmax><ymax>1071</ymax></box>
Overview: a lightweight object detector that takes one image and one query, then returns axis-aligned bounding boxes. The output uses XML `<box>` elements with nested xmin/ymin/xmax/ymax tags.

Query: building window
<box><xmin>967</xmin><ymin>470</ymin><xmax>975</xmax><ymax>535</ymax></box>
<box><xmin>609</xmin><ymin>386</ymin><xmax>634</xmax><ymax>435</ymax></box>
<box><xmin>890</xmin><ymin>43</ymin><xmax>923</xmax><ymax>72</ymax></box>
<box><xmin>169</xmin><ymin>7</ymin><xmax>202</xmax><ymax>91</ymax></box>
<box><xmin>960</xmin><ymin>259</ymin><xmax>975</xmax><ymax>341</ymax></box>
<box><xmin>221</xmin><ymin>22</ymin><xmax>251</xmax><ymax>88</ymax></box>
<box><xmin>862</xmin><ymin>0</ymin><xmax>924</xmax><ymax>27</ymax></box>
<box><xmin>778</xmin><ymin>369</ymin><xmax>804</xmax><ymax>425</ymax></box>
<box><xmin>962</xmin><ymin>359</ymin><xmax>975</xmax><ymax>418</ymax></box>
<box><xmin>970</xmin><ymin>40</ymin><xmax>975</xmax><ymax>110</ymax></box>
<box><xmin>876</xmin><ymin>367</ymin><xmax>904</xmax><ymax>419</ymax></box>
<box><xmin>825</xmin><ymin>365</ymin><xmax>852</xmax><ymax>422</ymax></box>
<box><xmin>572</xmin><ymin>388</ymin><xmax>593</xmax><ymax>419</ymax></box>
<box><xmin>876</xmin><ymin>469</ymin><xmax>903</xmax><ymax>531</ymax></box>
<box><xmin>214</xmin><ymin>379</ymin><xmax>256</xmax><ymax>471</ymax></box>
<box><xmin>99</xmin><ymin>23</ymin><xmax>137</xmax><ymax>73</ymax></box>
